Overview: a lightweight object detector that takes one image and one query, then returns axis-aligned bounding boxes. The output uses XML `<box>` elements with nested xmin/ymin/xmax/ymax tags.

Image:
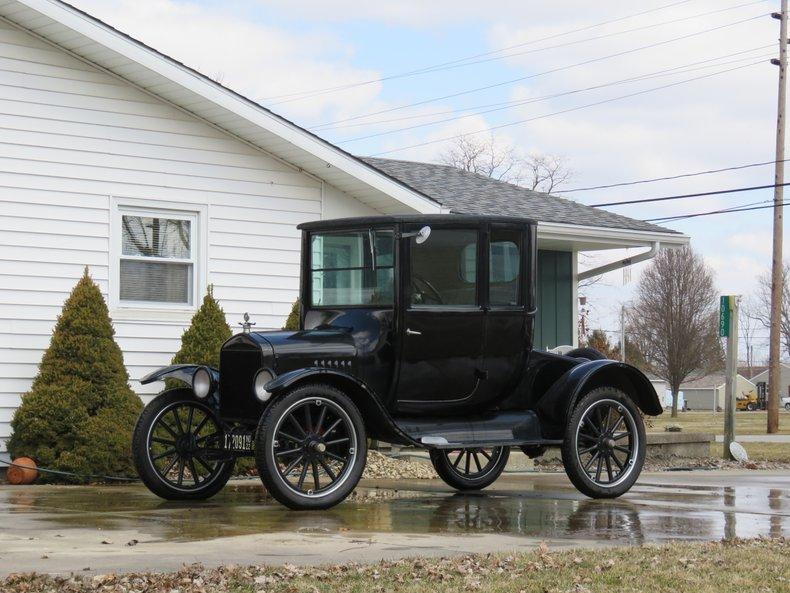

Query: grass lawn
<box><xmin>649</xmin><ymin>410</ymin><xmax>789</xmax><ymax>435</ymax></box>
<box><xmin>708</xmin><ymin>442</ymin><xmax>790</xmax><ymax>463</ymax></box>
<box><xmin>4</xmin><ymin>539</ymin><xmax>786</xmax><ymax>593</ymax></box>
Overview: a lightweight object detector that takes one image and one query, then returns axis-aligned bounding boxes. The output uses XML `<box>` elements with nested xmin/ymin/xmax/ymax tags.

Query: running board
<box><xmin>393</xmin><ymin>411</ymin><xmax>562</xmax><ymax>449</ymax></box>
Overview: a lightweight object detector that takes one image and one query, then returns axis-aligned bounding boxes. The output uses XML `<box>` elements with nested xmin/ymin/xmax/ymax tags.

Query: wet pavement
<box><xmin>0</xmin><ymin>471</ymin><xmax>787</xmax><ymax>575</ymax></box>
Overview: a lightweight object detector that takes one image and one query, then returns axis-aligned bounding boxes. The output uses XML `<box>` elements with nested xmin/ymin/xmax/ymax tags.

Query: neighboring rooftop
<box><xmin>362</xmin><ymin>157</ymin><xmax>679</xmax><ymax>235</ymax></box>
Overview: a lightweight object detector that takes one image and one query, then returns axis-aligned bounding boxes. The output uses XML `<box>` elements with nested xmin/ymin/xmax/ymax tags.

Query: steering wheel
<box><xmin>412</xmin><ymin>275</ymin><xmax>444</xmax><ymax>305</ymax></box>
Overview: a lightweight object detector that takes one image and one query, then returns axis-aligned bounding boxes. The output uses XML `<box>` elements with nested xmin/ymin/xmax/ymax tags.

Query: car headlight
<box><xmin>254</xmin><ymin>369</ymin><xmax>274</xmax><ymax>402</ymax></box>
<box><xmin>192</xmin><ymin>367</ymin><xmax>212</xmax><ymax>399</ymax></box>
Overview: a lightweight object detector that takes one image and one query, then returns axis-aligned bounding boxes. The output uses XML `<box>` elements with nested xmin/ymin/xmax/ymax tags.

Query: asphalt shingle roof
<box><xmin>362</xmin><ymin>157</ymin><xmax>678</xmax><ymax>235</ymax></box>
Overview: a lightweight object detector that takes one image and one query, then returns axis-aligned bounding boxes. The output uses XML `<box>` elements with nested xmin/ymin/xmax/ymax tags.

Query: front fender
<box><xmin>264</xmin><ymin>368</ymin><xmax>416</xmax><ymax>446</ymax></box>
<box><xmin>139</xmin><ymin>364</ymin><xmax>219</xmax><ymax>388</ymax></box>
<box><xmin>265</xmin><ymin>367</ymin><xmax>370</xmax><ymax>396</ymax></box>
<box><xmin>535</xmin><ymin>359</ymin><xmax>662</xmax><ymax>438</ymax></box>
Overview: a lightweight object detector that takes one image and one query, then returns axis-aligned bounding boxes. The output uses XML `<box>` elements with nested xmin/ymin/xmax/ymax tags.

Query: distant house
<box><xmin>0</xmin><ymin>0</ymin><xmax>687</xmax><ymax>457</ymax></box>
<box><xmin>749</xmin><ymin>362</ymin><xmax>790</xmax><ymax>407</ymax></box>
<box><xmin>680</xmin><ymin>373</ymin><xmax>757</xmax><ymax>411</ymax></box>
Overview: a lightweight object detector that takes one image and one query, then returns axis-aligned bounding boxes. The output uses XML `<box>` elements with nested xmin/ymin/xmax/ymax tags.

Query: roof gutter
<box><xmin>577</xmin><ymin>241</ymin><xmax>660</xmax><ymax>281</ymax></box>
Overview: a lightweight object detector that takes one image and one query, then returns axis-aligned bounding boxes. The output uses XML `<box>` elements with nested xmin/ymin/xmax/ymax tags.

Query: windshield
<box><xmin>309</xmin><ymin>229</ymin><xmax>394</xmax><ymax>307</ymax></box>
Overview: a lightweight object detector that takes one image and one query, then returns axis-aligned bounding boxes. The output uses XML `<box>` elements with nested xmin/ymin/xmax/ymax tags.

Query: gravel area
<box><xmin>362</xmin><ymin>450</ymin><xmax>437</xmax><ymax>480</ymax></box>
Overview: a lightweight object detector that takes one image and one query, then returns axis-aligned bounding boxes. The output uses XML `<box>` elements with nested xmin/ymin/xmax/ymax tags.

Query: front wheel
<box><xmin>561</xmin><ymin>387</ymin><xmax>646</xmax><ymax>499</ymax></box>
<box><xmin>255</xmin><ymin>383</ymin><xmax>367</xmax><ymax>510</ymax></box>
<box><xmin>430</xmin><ymin>446</ymin><xmax>510</xmax><ymax>491</ymax></box>
<box><xmin>132</xmin><ymin>389</ymin><xmax>234</xmax><ymax>500</ymax></box>
<box><xmin>746</xmin><ymin>402</ymin><xmax>757</xmax><ymax>411</ymax></box>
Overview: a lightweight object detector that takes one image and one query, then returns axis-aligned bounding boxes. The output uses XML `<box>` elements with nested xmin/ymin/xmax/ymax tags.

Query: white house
<box><xmin>0</xmin><ymin>0</ymin><xmax>688</xmax><ymax>456</ymax></box>
<box><xmin>749</xmin><ymin>362</ymin><xmax>790</xmax><ymax>408</ymax></box>
<box><xmin>680</xmin><ymin>373</ymin><xmax>758</xmax><ymax>411</ymax></box>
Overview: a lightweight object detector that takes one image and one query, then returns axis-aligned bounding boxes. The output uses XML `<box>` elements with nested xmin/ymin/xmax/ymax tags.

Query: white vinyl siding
<box><xmin>0</xmin><ymin>18</ymin><xmax>381</xmax><ymax>452</ymax></box>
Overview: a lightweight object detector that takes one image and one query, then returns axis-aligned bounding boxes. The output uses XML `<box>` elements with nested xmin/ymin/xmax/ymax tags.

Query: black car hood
<box><xmin>253</xmin><ymin>329</ymin><xmax>357</xmax><ymax>360</ymax></box>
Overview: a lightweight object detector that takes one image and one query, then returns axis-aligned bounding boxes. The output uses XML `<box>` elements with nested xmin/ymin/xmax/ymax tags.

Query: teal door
<box><xmin>534</xmin><ymin>250</ymin><xmax>573</xmax><ymax>350</ymax></box>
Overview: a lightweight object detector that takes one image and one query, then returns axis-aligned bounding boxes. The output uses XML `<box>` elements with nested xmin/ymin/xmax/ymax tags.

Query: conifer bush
<box><xmin>170</xmin><ymin>286</ymin><xmax>231</xmax><ymax>370</ymax></box>
<box><xmin>283</xmin><ymin>299</ymin><xmax>300</xmax><ymax>330</ymax></box>
<box><xmin>7</xmin><ymin>269</ymin><xmax>142</xmax><ymax>482</ymax></box>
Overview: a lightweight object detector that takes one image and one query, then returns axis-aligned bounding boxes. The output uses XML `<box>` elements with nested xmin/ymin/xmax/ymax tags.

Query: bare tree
<box><xmin>439</xmin><ymin>134</ymin><xmax>572</xmax><ymax>194</ymax></box>
<box><xmin>739</xmin><ymin>300</ymin><xmax>762</xmax><ymax>377</ymax></box>
<box><xmin>627</xmin><ymin>247</ymin><xmax>723</xmax><ymax>417</ymax></box>
<box><xmin>751</xmin><ymin>264</ymin><xmax>790</xmax><ymax>359</ymax></box>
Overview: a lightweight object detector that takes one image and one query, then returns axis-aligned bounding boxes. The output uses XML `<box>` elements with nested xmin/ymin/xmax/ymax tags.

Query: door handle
<box><xmin>405</xmin><ymin>328</ymin><xmax>422</xmax><ymax>336</ymax></box>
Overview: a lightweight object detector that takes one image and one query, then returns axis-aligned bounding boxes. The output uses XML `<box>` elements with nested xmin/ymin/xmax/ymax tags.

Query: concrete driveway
<box><xmin>0</xmin><ymin>471</ymin><xmax>787</xmax><ymax>576</ymax></box>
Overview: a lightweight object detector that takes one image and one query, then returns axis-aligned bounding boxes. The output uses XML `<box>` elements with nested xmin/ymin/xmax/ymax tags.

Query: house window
<box><xmin>118</xmin><ymin>210</ymin><xmax>197</xmax><ymax>306</ymax></box>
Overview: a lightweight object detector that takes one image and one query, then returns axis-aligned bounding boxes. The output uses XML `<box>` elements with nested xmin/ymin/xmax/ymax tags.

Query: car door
<box><xmin>478</xmin><ymin>224</ymin><xmax>529</xmax><ymax>404</ymax></box>
<box><xmin>395</xmin><ymin>226</ymin><xmax>485</xmax><ymax>412</ymax></box>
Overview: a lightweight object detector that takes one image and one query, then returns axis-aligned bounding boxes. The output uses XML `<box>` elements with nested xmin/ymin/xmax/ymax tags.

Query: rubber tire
<box><xmin>561</xmin><ymin>387</ymin><xmax>646</xmax><ymax>499</ymax></box>
<box><xmin>785</xmin><ymin>403</ymin><xmax>790</xmax><ymax>411</ymax></box>
<box><xmin>133</xmin><ymin>389</ymin><xmax>234</xmax><ymax>501</ymax></box>
<box><xmin>429</xmin><ymin>446</ymin><xmax>510</xmax><ymax>491</ymax></box>
<box><xmin>255</xmin><ymin>383</ymin><xmax>367</xmax><ymax>510</ymax></box>
<box><xmin>565</xmin><ymin>347</ymin><xmax>606</xmax><ymax>361</ymax></box>
<box><xmin>746</xmin><ymin>402</ymin><xmax>757</xmax><ymax>411</ymax></box>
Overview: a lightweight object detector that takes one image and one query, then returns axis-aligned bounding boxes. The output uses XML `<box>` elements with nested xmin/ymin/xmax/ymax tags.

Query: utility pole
<box><xmin>620</xmin><ymin>304</ymin><xmax>626</xmax><ymax>362</ymax></box>
<box><xmin>768</xmin><ymin>2</ymin><xmax>787</xmax><ymax>434</ymax></box>
<box><xmin>721</xmin><ymin>296</ymin><xmax>739</xmax><ymax>458</ymax></box>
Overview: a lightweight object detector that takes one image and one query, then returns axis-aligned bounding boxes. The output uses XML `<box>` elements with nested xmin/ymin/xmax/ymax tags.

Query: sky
<box><xmin>70</xmin><ymin>0</ymin><xmax>787</xmax><ymax>361</ymax></box>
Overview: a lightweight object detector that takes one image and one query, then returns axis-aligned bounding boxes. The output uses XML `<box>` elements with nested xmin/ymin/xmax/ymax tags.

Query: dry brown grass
<box><xmin>650</xmin><ymin>410</ymin><xmax>789</xmax><ymax>435</ymax></box>
<box><xmin>3</xmin><ymin>539</ymin><xmax>787</xmax><ymax>593</ymax></box>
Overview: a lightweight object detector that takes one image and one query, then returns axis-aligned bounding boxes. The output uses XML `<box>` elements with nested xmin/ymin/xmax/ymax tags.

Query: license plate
<box><xmin>224</xmin><ymin>432</ymin><xmax>254</xmax><ymax>452</ymax></box>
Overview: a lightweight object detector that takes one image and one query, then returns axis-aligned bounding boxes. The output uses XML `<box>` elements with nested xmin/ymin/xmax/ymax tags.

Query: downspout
<box><xmin>577</xmin><ymin>241</ymin><xmax>660</xmax><ymax>282</ymax></box>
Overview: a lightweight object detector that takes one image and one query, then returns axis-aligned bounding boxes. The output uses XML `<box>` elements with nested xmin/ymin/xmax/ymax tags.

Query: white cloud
<box><xmin>69</xmin><ymin>0</ymin><xmax>387</xmax><ymax>121</ymax></box>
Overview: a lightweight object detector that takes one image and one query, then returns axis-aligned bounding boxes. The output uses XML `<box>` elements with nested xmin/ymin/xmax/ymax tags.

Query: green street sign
<box><xmin>719</xmin><ymin>295</ymin><xmax>731</xmax><ymax>337</ymax></box>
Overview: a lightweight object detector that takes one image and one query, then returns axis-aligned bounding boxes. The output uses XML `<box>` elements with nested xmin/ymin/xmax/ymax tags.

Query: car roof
<box><xmin>298</xmin><ymin>214</ymin><xmax>538</xmax><ymax>232</ymax></box>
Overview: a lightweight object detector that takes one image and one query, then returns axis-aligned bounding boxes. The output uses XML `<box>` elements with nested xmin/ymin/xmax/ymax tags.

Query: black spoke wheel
<box><xmin>430</xmin><ymin>446</ymin><xmax>509</xmax><ymax>491</ymax></box>
<box><xmin>256</xmin><ymin>383</ymin><xmax>367</xmax><ymax>510</ymax></box>
<box><xmin>133</xmin><ymin>390</ymin><xmax>234</xmax><ymax>500</ymax></box>
<box><xmin>561</xmin><ymin>387</ymin><xmax>646</xmax><ymax>499</ymax></box>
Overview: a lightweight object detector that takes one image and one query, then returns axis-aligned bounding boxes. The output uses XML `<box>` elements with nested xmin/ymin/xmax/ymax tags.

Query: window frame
<box><xmin>404</xmin><ymin>225</ymin><xmax>483</xmax><ymax>312</ymax></box>
<box><xmin>487</xmin><ymin>225</ymin><xmax>525</xmax><ymax>310</ymax></box>
<box><xmin>110</xmin><ymin>198</ymin><xmax>205</xmax><ymax>313</ymax></box>
<box><xmin>306</xmin><ymin>227</ymin><xmax>396</xmax><ymax>309</ymax></box>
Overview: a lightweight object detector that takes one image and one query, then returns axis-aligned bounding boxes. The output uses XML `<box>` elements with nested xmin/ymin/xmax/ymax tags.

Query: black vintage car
<box><xmin>133</xmin><ymin>215</ymin><xmax>661</xmax><ymax>510</ymax></box>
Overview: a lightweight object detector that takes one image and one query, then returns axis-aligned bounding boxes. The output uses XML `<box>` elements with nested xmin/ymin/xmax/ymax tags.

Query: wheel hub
<box><xmin>312</xmin><ymin>441</ymin><xmax>327</xmax><ymax>453</ymax></box>
<box><xmin>175</xmin><ymin>433</ymin><xmax>197</xmax><ymax>457</ymax></box>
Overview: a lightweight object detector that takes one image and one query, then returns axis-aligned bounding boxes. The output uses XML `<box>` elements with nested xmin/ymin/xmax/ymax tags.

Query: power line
<box><xmin>561</xmin><ymin>158</ymin><xmax>789</xmax><ymax>192</ymax></box>
<box><xmin>644</xmin><ymin>200</ymin><xmax>790</xmax><ymax>222</ymax></box>
<box><xmin>314</xmin><ymin>46</ymin><xmax>772</xmax><ymax>132</ymax></box>
<box><xmin>591</xmin><ymin>182</ymin><xmax>790</xmax><ymax>207</ymax></box>
<box><xmin>370</xmin><ymin>60</ymin><xmax>762</xmax><ymax>156</ymax></box>
<box><xmin>268</xmin><ymin>0</ymin><xmax>765</xmax><ymax>106</ymax></box>
<box><xmin>336</xmin><ymin>54</ymin><xmax>773</xmax><ymax>143</ymax></box>
<box><xmin>262</xmin><ymin>0</ymin><xmax>704</xmax><ymax>103</ymax></box>
<box><xmin>314</xmin><ymin>13</ymin><xmax>766</xmax><ymax>130</ymax></box>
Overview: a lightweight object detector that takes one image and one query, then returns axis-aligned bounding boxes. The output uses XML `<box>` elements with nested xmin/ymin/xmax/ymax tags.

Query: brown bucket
<box><xmin>6</xmin><ymin>457</ymin><xmax>38</xmax><ymax>485</ymax></box>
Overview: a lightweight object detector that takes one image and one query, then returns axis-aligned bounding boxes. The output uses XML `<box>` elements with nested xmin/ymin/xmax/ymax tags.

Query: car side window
<box><xmin>410</xmin><ymin>229</ymin><xmax>477</xmax><ymax>307</ymax></box>
<box><xmin>489</xmin><ymin>228</ymin><xmax>521</xmax><ymax>306</ymax></box>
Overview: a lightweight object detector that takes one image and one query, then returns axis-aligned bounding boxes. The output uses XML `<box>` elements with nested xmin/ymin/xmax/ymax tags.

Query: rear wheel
<box><xmin>561</xmin><ymin>387</ymin><xmax>645</xmax><ymax>499</ymax></box>
<box><xmin>430</xmin><ymin>446</ymin><xmax>509</xmax><ymax>491</ymax></box>
<box><xmin>255</xmin><ymin>383</ymin><xmax>367</xmax><ymax>510</ymax></box>
<box><xmin>133</xmin><ymin>390</ymin><xmax>234</xmax><ymax>500</ymax></box>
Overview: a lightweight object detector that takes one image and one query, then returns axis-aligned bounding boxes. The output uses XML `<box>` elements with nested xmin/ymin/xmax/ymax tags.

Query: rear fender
<box><xmin>266</xmin><ymin>368</ymin><xmax>416</xmax><ymax>445</ymax></box>
<box><xmin>139</xmin><ymin>364</ymin><xmax>219</xmax><ymax>389</ymax></box>
<box><xmin>535</xmin><ymin>359</ymin><xmax>662</xmax><ymax>438</ymax></box>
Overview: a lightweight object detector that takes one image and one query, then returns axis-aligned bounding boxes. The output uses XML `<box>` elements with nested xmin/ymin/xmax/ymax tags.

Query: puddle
<box><xmin>2</xmin><ymin>479</ymin><xmax>788</xmax><ymax>546</ymax></box>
